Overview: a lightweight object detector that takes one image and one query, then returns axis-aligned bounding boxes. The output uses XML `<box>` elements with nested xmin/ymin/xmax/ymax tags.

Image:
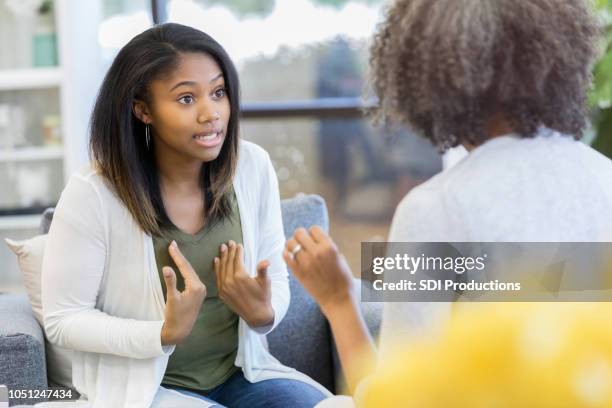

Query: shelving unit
<box><xmin>0</xmin><ymin>0</ymin><xmax>100</xmax><ymax>226</ymax></box>
<box><xmin>0</xmin><ymin>0</ymin><xmax>65</xmax><ymax>219</ymax></box>
<box><xmin>0</xmin><ymin>2</ymin><xmax>61</xmax><ymax>294</ymax></box>
<box><xmin>0</xmin><ymin>214</ymin><xmax>41</xmax><ymax>230</ymax></box>
<box><xmin>0</xmin><ymin>67</ymin><xmax>62</xmax><ymax>91</ymax></box>
<box><xmin>0</xmin><ymin>0</ymin><xmax>131</xmax><ymax>292</ymax></box>
<box><xmin>0</xmin><ymin>145</ymin><xmax>63</xmax><ymax>162</ymax></box>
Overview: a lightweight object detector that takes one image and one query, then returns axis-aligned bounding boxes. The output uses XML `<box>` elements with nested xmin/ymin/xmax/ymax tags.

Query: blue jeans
<box><xmin>166</xmin><ymin>370</ymin><xmax>327</xmax><ymax>408</ymax></box>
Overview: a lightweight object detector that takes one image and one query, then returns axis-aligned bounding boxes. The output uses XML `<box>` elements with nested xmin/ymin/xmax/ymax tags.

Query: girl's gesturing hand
<box><xmin>214</xmin><ymin>240</ymin><xmax>275</xmax><ymax>328</ymax></box>
<box><xmin>161</xmin><ymin>240</ymin><xmax>207</xmax><ymax>345</ymax></box>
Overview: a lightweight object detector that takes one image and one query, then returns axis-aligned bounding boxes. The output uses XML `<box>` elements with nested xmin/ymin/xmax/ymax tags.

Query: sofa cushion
<box><xmin>266</xmin><ymin>194</ymin><xmax>335</xmax><ymax>392</ymax></box>
<box><xmin>40</xmin><ymin>208</ymin><xmax>54</xmax><ymax>236</ymax></box>
<box><xmin>0</xmin><ymin>293</ymin><xmax>47</xmax><ymax>406</ymax></box>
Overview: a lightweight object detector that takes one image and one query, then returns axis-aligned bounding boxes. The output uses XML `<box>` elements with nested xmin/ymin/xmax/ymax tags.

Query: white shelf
<box><xmin>0</xmin><ymin>214</ymin><xmax>41</xmax><ymax>230</ymax></box>
<box><xmin>0</xmin><ymin>67</ymin><xmax>62</xmax><ymax>91</ymax></box>
<box><xmin>0</xmin><ymin>284</ymin><xmax>26</xmax><ymax>294</ymax></box>
<box><xmin>0</xmin><ymin>146</ymin><xmax>64</xmax><ymax>162</ymax></box>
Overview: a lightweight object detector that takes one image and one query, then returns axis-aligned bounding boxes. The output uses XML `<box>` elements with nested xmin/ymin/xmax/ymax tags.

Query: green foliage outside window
<box><xmin>196</xmin><ymin>0</ymin><xmax>383</xmax><ymax>17</ymax></box>
<box><xmin>591</xmin><ymin>0</ymin><xmax>612</xmax><ymax>157</ymax></box>
<box><xmin>203</xmin><ymin>0</ymin><xmax>275</xmax><ymax>17</ymax></box>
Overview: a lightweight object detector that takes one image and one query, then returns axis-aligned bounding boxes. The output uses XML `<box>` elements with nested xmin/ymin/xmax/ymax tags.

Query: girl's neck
<box><xmin>155</xmin><ymin>152</ymin><xmax>202</xmax><ymax>195</ymax></box>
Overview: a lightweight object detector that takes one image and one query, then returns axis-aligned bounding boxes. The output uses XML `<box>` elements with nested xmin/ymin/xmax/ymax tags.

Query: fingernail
<box><xmin>171</xmin><ymin>240</ymin><xmax>178</xmax><ymax>249</ymax></box>
<box><xmin>229</xmin><ymin>240</ymin><xmax>235</xmax><ymax>247</ymax></box>
<box><xmin>214</xmin><ymin>257</ymin><xmax>219</xmax><ymax>264</ymax></box>
<box><xmin>221</xmin><ymin>244</ymin><xmax>227</xmax><ymax>252</ymax></box>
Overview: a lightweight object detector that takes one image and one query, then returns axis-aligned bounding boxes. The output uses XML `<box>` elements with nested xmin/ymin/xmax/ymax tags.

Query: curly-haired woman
<box><xmin>284</xmin><ymin>0</ymin><xmax>612</xmax><ymax>404</ymax></box>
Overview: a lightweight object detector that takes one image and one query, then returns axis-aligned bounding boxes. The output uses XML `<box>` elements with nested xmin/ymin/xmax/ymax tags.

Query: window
<box><xmin>164</xmin><ymin>0</ymin><xmax>443</xmax><ymax>273</ymax></box>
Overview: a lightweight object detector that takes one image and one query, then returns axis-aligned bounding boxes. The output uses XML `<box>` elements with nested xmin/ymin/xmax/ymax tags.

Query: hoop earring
<box><xmin>145</xmin><ymin>124</ymin><xmax>151</xmax><ymax>150</ymax></box>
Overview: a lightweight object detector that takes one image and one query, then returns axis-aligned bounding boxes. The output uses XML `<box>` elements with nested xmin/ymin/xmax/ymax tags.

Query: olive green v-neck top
<box><xmin>153</xmin><ymin>189</ymin><xmax>242</xmax><ymax>392</ymax></box>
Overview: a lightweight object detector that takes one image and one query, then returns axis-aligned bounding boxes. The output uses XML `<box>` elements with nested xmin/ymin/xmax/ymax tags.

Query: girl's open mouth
<box><xmin>193</xmin><ymin>131</ymin><xmax>223</xmax><ymax>148</ymax></box>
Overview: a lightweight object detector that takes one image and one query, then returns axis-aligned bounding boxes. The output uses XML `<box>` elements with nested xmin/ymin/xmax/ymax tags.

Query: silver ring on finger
<box><xmin>291</xmin><ymin>244</ymin><xmax>302</xmax><ymax>257</ymax></box>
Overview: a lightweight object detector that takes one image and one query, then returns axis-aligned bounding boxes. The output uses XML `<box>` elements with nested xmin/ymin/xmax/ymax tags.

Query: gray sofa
<box><xmin>0</xmin><ymin>194</ymin><xmax>382</xmax><ymax>407</ymax></box>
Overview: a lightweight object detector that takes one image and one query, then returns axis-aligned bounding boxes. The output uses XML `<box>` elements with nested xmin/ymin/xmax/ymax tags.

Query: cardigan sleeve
<box><xmin>251</xmin><ymin>151</ymin><xmax>290</xmax><ymax>334</ymax></box>
<box><xmin>42</xmin><ymin>174</ymin><xmax>174</xmax><ymax>359</ymax></box>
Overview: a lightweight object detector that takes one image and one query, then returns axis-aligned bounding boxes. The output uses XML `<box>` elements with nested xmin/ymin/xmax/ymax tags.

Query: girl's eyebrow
<box><xmin>169</xmin><ymin>73</ymin><xmax>223</xmax><ymax>92</ymax></box>
<box><xmin>169</xmin><ymin>80</ymin><xmax>197</xmax><ymax>92</ymax></box>
<box><xmin>208</xmin><ymin>73</ymin><xmax>223</xmax><ymax>83</ymax></box>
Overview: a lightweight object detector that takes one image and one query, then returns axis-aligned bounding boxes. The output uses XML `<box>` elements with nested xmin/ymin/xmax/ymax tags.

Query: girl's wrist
<box><xmin>246</xmin><ymin>304</ymin><xmax>275</xmax><ymax>328</ymax></box>
<box><xmin>161</xmin><ymin>322</ymin><xmax>172</xmax><ymax>346</ymax></box>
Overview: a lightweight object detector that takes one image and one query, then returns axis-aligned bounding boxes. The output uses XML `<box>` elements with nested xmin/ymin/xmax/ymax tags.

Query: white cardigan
<box><xmin>42</xmin><ymin>140</ymin><xmax>331</xmax><ymax>408</ymax></box>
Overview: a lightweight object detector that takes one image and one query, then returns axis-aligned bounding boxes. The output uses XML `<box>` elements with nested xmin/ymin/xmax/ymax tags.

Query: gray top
<box><xmin>378</xmin><ymin>128</ymin><xmax>612</xmax><ymax>362</ymax></box>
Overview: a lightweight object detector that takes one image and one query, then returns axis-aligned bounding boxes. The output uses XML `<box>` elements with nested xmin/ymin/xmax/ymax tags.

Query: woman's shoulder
<box><xmin>61</xmin><ymin>162</ymin><xmax>118</xmax><ymax>209</ymax></box>
<box><xmin>66</xmin><ymin>162</ymin><xmax>108</xmax><ymax>191</ymax></box>
<box><xmin>51</xmin><ymin>163</ymin><xmax>111</xmax><ymax>225</ymax></box>
<box><xmin>238</xmin><ymin>139</ymin><xmax>270</xmax><ymax>162</ymax></box>
<box><xmin>236</xmin><ymin>139</ymin><xmax>273</xmax><ymax>175</ymax></box>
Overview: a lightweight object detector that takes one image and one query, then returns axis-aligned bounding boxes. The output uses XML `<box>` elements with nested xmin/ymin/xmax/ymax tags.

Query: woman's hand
<box><xmin>214</xmin><ymin>240</ymin><xmax>274</xmax><ymax>328</ymax></box>
<box><xmin>284</xmin><ymin>227</ymin><xmax>376</xmax><ymax>392</ymax></box>
<box><xmin>283</xmin><ymin>226</ymin><xmax>355</xmax><ymax>317</ymax></box>
<box><xmin>161</xmin><ymin>240</ymin><xmax>207</xmax><ymax>345</ymax></box>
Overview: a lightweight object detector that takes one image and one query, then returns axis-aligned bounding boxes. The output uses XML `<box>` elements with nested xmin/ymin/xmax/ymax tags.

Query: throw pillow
<box><xmin>5</xmin><ymin>235</ymin><xmax>73</xmax><ymax>390</ymax></box>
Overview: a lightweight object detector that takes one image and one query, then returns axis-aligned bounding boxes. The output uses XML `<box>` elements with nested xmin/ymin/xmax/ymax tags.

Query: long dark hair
<box><xmin>89</xmin><ymin>23</ymin><xmax>240</xmax><ymax>237</ymax></box>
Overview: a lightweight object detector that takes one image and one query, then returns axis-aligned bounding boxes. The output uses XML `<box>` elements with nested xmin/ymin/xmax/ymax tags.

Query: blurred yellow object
<box><xmin>358</xmin><ymin>303</ymin><xmax>612</xmax><ymax>408</ymax></box>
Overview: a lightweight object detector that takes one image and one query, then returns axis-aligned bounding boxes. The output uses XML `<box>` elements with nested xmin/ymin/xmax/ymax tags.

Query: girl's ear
<box><xmin>132</xmin><ymin>99</ymin><xmax>152</xmax><ymax>124</ymax></box>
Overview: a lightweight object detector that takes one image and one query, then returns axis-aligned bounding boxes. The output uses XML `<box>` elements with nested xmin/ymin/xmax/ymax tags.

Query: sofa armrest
<box><xmin>0</xmin><ymin>293</ymin><xmax>48</xmax><ymax>406</ymax></box>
